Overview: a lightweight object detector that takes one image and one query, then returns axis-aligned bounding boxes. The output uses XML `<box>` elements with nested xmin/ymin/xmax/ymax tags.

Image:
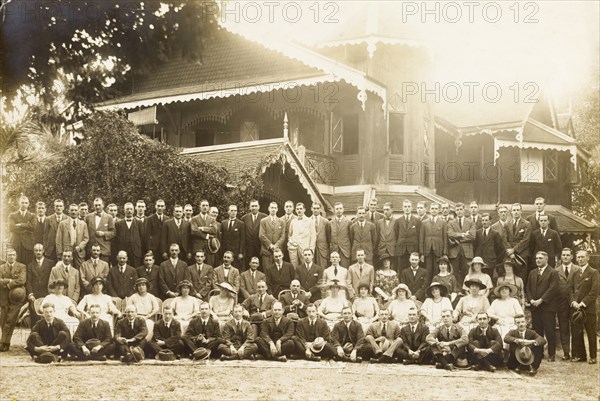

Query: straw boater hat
<box><xmin>464</xmin><ymin>278</ymin><xmax>487</xmax><ymax>290</ymax></box>
<box><xmin>217</xmin><ymin>282</ymin><xmax>237</xmax><ymax>295</ymax></box>
<box><xmin>468</xmin><ymin>256</ymin><xmax>486</xmax><ymax>267</ymax></box>
<box><xmin>392</xmin><ymin>283</ymin><xmax>412</xmax><ymax>299</ymax></box>
<box><xmin>177</xmin><ymin>279</ymin><xmax>193</xmax><ymax>292</ymax></box>
<box><xmin>426</xmin><ymin>282</ymin><xmax>449</xmax><ymax>298</ymax></box>
<box><xmin>515</xmin><ymin>345</ymin><xmax>535</xmax><ymax>366</ymax></box>
<box><xmin>493</xmin><ymin>283</ymin><xmax>518</xmax><ymax>297</ymax></box>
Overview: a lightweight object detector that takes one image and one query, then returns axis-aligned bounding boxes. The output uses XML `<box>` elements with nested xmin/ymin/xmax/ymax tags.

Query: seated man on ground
<box><xmin>114</xmin><ymin>304</ymin><xmax>148</xmax><ymax>363</ymax></box>
<box><xmin>145</xmin><ymin>306</ymin><xmax>185</xmax><ymax>359</ymax></box>
<box><xmin>398</xmin><ymin>307</ymin><xmax>432</xmax><ymax>365</ymax></box>
<box><xmin>331</xmin><ymin>306</ymin><xmax>365</xmax><ymax>362</ymax></box>
<box><xmin>426</xmin><ymin>308</ymin><xmax>468</xmax><ymax>371</ymax></box>
<box><xmin>181</xmin><ymin>302</ymin><xmax>225</xmax><ymax>360</ymax></box>
<box><xmin>255</xmin><ymin>301</ymin><xmax>295</xmax><ymax>362</ymax></box>
<box><xmin>68</xmin><ymin>304</ymin><xmax>115</xmax><ymax>361</ymax></box>
<box><xmin>26</xmin><ymin>302</ymin><xmax>71</xmax><ymax>363</ymax></box>
<box><xmin>218</xmin><ymin>304</ymin><xmax>259</xmax><ymax>361</ymax></box>
<box><xmin>292</xmin><ymin>303</ymin><xmax>336</xmax><ymax>361</ymax></box>
<box><xmin>504</xmin><ymin>314</ymin><xmax>547</xmax><ymax>376</ymax></box>
<box><xmin>363</xmin><ymin>309</ymin><xmax>403</xmax><ymax>363</ymax></box>
<box><xmin>467</xmin><ymin>312</ymin><xmax>503</xmax><ymax>372</ymax></box>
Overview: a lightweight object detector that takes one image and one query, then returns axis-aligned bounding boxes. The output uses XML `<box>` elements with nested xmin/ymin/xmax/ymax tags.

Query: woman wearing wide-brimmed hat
<box><xmin>77</xmin><ymin>277</ymin><xmax>122</xmax><ymax>335</ymax></box>
<box><xmin>488</xmin><ymin>283</ymin><xmax>524</xmax><ymax>348</ymax></box>
<box><xmin>317</xmin><ymin>280</ymin><xmax>351</xmax><ymax>328</ymax></box>
<box><xmin>387</xmin><ymin>284</ymin><xmax>417</xmax><ymax>325</ymax></box>
<box><xmin>421</xmin><ymin>282</ymin><xmax>453</xmax><ymax>329</ymax></box>
<box><xmin>42</xmin><ymin>279</ymin><xmax>82</xmax><ymax>335</ymax></box>
<box><xmin>495</xmin><ymin>259</ymin><xmax>525</xmax><ymax>307</ymax></box>
<box><xmin>209</xmin><ymin>282</ymin><xmax>236</xmax><ymax>326</ymax></box>
<box><xmin>462</xmin><ymin>257</ymin><xmax>493</xmax><ymax>298</ymax></box>
<box><xmin>453</xmin><ymin>278</ymin><xmax>490</xmax><ymax>327</ymax></box>
<box><xmin>431</xmin><ymin>256</ymin><xmax>460</xmax><ymax>301</ymax></box>
<box><xmin>173</xmin><ymin>280</ymin><xmax>200</xmax><ymax>333</ymax></box>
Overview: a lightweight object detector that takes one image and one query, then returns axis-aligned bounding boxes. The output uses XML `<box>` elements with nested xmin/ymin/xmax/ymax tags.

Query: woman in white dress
<box><xmin>208</xmin><ymin>282</ymin><xmax>236</xmax><ymax>327</ymax></box>
<box><xmin>351</xmin><ymin>283</ymin><xmax>380</xmax><ymax>332</ymax></box>
<box><xmin>127</xmin><ymin>277</ymin><xmax>160</xmax><ymax>340</ymax></box>
<box><xmin>173</xmin><ymin>280</ymin><xmax>200</xmax><ymax>333</ymax></box>
<box><xmin>387</xmin><ymin>284</ymin><xmax>417</xmax><ymax>325</ymax></box>
<box><xmin>462</xmin><ymin>257</ymin><xmax>493</xmax><ymax>297</ymax></box>
<box><xmin>453</xmin><ymin>278</ymin><xmax>491</xmax><ymax>330</ymax></box>
<box><xmin>421</xmin><ymin>282</ymin><xmax>453</xmax><ymax>330</ymax></box>
<box><xmin>77</xmin><ymin>277</ymin><xmax>121</xmax><ymax>334</ymax></box>
<box><xmin>487</xmin><ymin>283</ymin><xmax>523</xmax><ymax>349</ymax></box>
<box><xmin>42</xmin><ymin>279</ymin><xmax>82</xmax><ymax>335</ymax></box>
<box><xmin>318</xmin><ymin>280</ymin><xmax>351</xmax><ymax>329</ymax></box>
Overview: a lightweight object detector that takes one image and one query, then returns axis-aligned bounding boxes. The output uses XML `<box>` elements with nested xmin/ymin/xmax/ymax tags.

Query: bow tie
<box><xmin>126</xmin><ymin>219</ymin><xmax>132</xmax><ymax>222</ymax></box>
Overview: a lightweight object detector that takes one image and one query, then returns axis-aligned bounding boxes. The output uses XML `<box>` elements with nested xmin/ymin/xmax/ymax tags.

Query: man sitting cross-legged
<box><xmin>67</xmin><ymin>304</ymin><xmax>115</xmax><ymax>361</ymax></box>
<box><xmin>291</xmin><ymin>303</ymin><xmax>336</xmax><ymax>361</ymax></box>
<box><xmin>145</xmin><ymin>306</ymin><xmax>185</xmax><ymax>359</ymax></box>
<box><xmin>363</xmin><ymin>309</ymin><xmax>403</xmax><ymax>363</ymax></box>
<box><xmin>426</xmin><ymin>308</ymin><xmax>468</xmax><ymax>370</ymax></box>
<box><xmin>26</xmin><ymin>302</ymin><xmax>71</xmax><ymax>363</ymax></box>
<box><xmin>218</xmin><ymin>304</ymin><xmax>259</xmax><ymax>361</ymax></box>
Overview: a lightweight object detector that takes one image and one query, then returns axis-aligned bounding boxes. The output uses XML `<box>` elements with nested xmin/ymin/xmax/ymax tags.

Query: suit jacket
<box><xmin>146</xmin><ymin>213</ymin><xmax>168</xmax><ymax>254</ymax></box>
<box><xmin>115</xmin><ymin>316</ymin><xmax>148</xmax><ymax>341</ymax></box>
<box><xmin>265</xmin><ymin>262</ymin><xmax>295</xmax><ymax>297</ymax></box>
<box><xmin>294</xmin><ymin>263</ymin><xmax>324</xmax><ymax>301</ymax></box>
<box><xmin>187</xmin><ymin>263</ymin><xmax>214</xmax><ymax>299</ymax></box>
<box><xmin>526</xmin><ymin>213</ymin><xmax>558</xmax><ymax>233</ymax></box>
<box><xmin>158</xmin><ymin>259</ymin><xmax>191</xmax><ymax>297</ymax></box>
<box><xmin>420</xmin><ymin>217</ymin><xmax>448</xmax><ymax>257</ymax></box>
<box><xmin>504</xmin><ymin>328</ymin><xmax>546</xmax><ymax>353</ymax></box>
<box><xmin>33</xmin><ymin>216</ymin><xmax>47</xmax><ymax>246</ymax></box>
<box><xmin>241</xmin><ymin>293</ymin><xmax>276</xmax><ymax>317</ymax></box>
<box><xmin>312</xmin><ymin>215</ymin><xmax>331</xmax><ymax>258</ymax></box>
<box><xmin>44</xmin><ymin>214</ymin><xmax>68</xmax><ymax>258</ymax></box>
<box><xmin>474</xmin><ymin>228</ymin><xmax>505</xmax><ymax>268</ymax></box>
<box><xmin>529</xmin><ymin>228</ymin><xmax>562</xmax><ymax>267</ymax></box>
<box><xmin>114</xmin><ymin>218</ymin><xmax>144</xmax><ymax>260</ymax></box>
<box><xmin>212</xmin><ymin>265</ymin><xmax>241</xmax><ymax>293</ymax></box>
<box><xmin>506</xmin><ymin>218</ymin><xmax>532</xmax><ymax>260</ymax></box>
<box><xmin>9</xmin><ymin>210</ymin><xmax>35</xmax><ymax>251</ymax></box>
<box><xmin>526</xmin><ymin>265</ymin><xmax>559</xmax><ymax>312</ymax></box>
<box><xmin>160</xmin><ymin>219</ymin><xmax>192</xmax><ymax>257</ymax></box>
<box><xmin>330</xmin><ymin>217</ymin><xmax>352</xmax><ymax>259</ymax></box>
<box><xmin>260</xmin><ymin>315</ymin><xmax>294</xmax><ymax>343</ymax></box>
<box><xmin>136</xmin><ymin>265</ymin><xmax>161</xmax><ymax>297</ymax></box>
<box><xmin>569</xmin><ymin>265</ymin><xmax>600</xmax><ymax>312</ymax></box>
<box><xmin>134</xmin><ymin>216</ymin><xmax>150</xmax><ymax>254</ymax></box>
<box><xmin>259</xmin><ymin>216</ymin><xmax>286</xmax><ymax>256</ymax></box>
<box><xmin>400</xmin><ymin>322</ymin><xmax>430</xmax><ymax>352</ymax></box>
<box><xmin>555</xmin><ymin>263</ymin><xmax>579</xmax><ymax>299</ymax></box>
<box><xmin>400</xmin><ymin>268</ymin><xmax>430</xmax><ymax>302</ymax></box>
<box><xmin>366</xmin><ymin>210</ymin><xmax>384</xmax><ymax>224</ymax></box>
<box><xmin>26</xmin><ymin>258</ymin><xmax>55</xmax><ymax>299</ymax></box>
<box><xmin>447</xmin><ymin>217</ymin><xmax>476</xmax><ymax>259</ymax></box>
<box><xmin>490</xmin><ymin>220</ymin><xmax>510</xmax><ymax>249</ymax></box>
<box><xmin>241</xmin><ymin>212</ymin><xmax>267</xmax><ymax>247</ymax></box>
<box><xmin>395</xmin><ymin>215</ymin><xmax>421</xmax><ymax>256</ymax></box>
<box><xmin>467</xmin><ymin>325</ymin><xmax>503</xmax><ymax>354</ymax></box>
<box><xmin>191</xmin><ymin>213</ymin><xmax>217</xmax><ymax>253</ymax></box>
<box><xmin>106</xmin><ymin>265</ymin><xmax>138</xmax><ymax>299</ymax></box>
<box><xmin>348</xmin><ymin>263</ymin><xmax>375</xmax><ymax>296</ymax></box>
<box><xmin>296</xmin><ymin>317</ymin><xmax>331</xmax><ymax>344</ymax></box>
<box><xmin>222</xmin><ymin>318</ymin><xmax>255</xmax><ymax>347</ymax></box>
<box><xmin>239</xmin><ymin>269</ymin><xmax>266</xmax><ymax>299</ymax></box>
<box><xmin>366</xmin><ymin>320</ymin><xmax>402</xmax><ymax>340</ymax></box>
<box><xmin>84</xmin><ymin>212</ymin><xmax>115</xmax><ymax>257</ymax></box>
<box><xmin>280</xmin><ymin>291</ymin><xmax>310</xmax><ymax>317</ymax></box>
<box><xmin>28</xmin><ymin>318</ymin><xmax>71</xmax><ymax>348</ymax></box>
<box><xmin>0</xmin><ymin>261</ymin><xmax>27</xmax><ymax>306</ymax></box>
<box><xmin>330</xmin><ymin>320</ymin><xmax>365</xmax><ymax>348</ymax></box>
<box><xmin>56</xmin><ymin>218</ymin><xmax>89</xmax><ymax>258</ymax></box>
<box><xmin>376</xmin><ymin>217</ymin><xmax>397</xmax><ymax>257</ymax></box>
<box><xmin>152</xmin><ymin>318</ymin><xmax>182</xmax><ymax>342</ymax></box>
<box><xmin>184</xmin><ymin>316</ymin><xmax>221</xmax><ymax>340</ymax></box>
<box><xmin>48</xmin><ymin>263</ymin><xmax>81</xmax><ymax>302</ymax></box>
<box><xmin>349</xmin><ymin>221</ymin><xmax>377</xmax><ymax>261</ymax></box>
<box><xmin>426</xmin><ymin>323</ymin><xmax>468</xmax><ymax>357</ymax></box>
<box><xmin>221</xmin><ymin>218</ymin><xmax>246</xmax><ymax>256</ymax></box>
<box><xmin>73</xmin><ymin>318</ymin><xmax>113</xmax><ymax>348</ymax></box>
<box><xmin>79</xmin><ymin>258</ymin><xmax>110</xmax><ymax>293</ymax></box>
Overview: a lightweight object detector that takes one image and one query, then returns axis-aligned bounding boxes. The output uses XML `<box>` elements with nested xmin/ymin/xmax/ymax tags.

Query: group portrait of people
<box><xmin>1</xmin><ymin>194</ymin><xmax>597</xmax><ymax>376</ymax></box>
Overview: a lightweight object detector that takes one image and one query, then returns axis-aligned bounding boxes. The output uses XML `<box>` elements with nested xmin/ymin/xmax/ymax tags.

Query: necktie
<box><xmin>459</xmin><ymin>218</ymin><xmax>463</xmax><ymax>229</ymax></box>
<box><xmin>73</xmin><ymin>220</ymin><xmax>77</xmax><ymax>229</ymax></box>
<box><xmin>229</xmin><ymin>220</ymin><xmax>233</xmax><ymax>231</ymax></box>
<box><xmin>202</xmin><ymin>321</ymin><xmax>207</xmax><ymax>333</ymax></box>
<box><xmin>538</xmin><ymin>268</ymin><xmax>543</xmax><ymax>277</ymax></box>
<box><xmin>382</xmin><ymin>323</ymin><xmax>387</xmax><ymax>337</ymax></box>
<box><xmin>159</xmin><ymin>215</ymin><xmax>163</xmax><ymax>222</ymax></box>
<box><xmin>259</xmin><ymin>295</ymin><xmax>264</xmax><ymax>307</ymax></box>
<box><xmin>412</xmin><ymin>325</ymin><xmax>416</xmax><ymax>333</ymax></box>
<box><xmin>564</xmin><ymin>267</ymin><xmax>569</xmax><ymax>278</ymax></box>
<box><xmin>92</xmin><ymin>323</ymin><xmax>98</xmax><ymax>338</ymax></box>
<box><xmin>65</xmin><ymin>266</ymin><xmax>69</xmax><ymax>274</ymax></box>
<box><xmin>236</xmin><ymin>321</ymin><xmax>241</xmax><ymax>333</ymax></box>
<box><xmin>252</xmin><ymin>215</ymin><xmax>256</xmax><ymax>223</ymax></box>
<box><xmin>483</xmin><ymin>229</ymin><xmax>487</xmax><ymax>239</ymax></box>
<box><xmin>37</xmin><ymin>259</ymin><xmax>42</xmax><ymax>268</ymax></box>
<box><xmin>370</xmin><ymin>212</ymin><xmax>374</xmax><ymax>222</ymax></box>
<box><xmin>121</xmin><ymin>267</ymin><xmax>125</xmax><ymax>274</ymax></box>
<box><xmin>39</xmin><ymin>218</ymin><xmax>42</xmax><ymax>224</ymax></box>
<box><xmin>334</xmin><ymin>267</ymin><xmax>338</xmax><ymax>277</ymax></box>
<box><xmin>521</xmin><ymin>331</ymin><xmax>525</xmax><ymax>339</ymax></box>
<box><xmin>444</xmin><ymin>326</ymin><xmax>449</xmax><ymax>338</ymax></box>
<box><xmin>252</xmin><ymin>271</ymin><xmax>255</xmax><ymax>280</ymax></box>
<box><xmin>93</xmin><ymin>259</ymin><xmax>97</xmax><ymax>268</ymax></box>
<box><xmin>359</xmin><ymin>265</ymin><xmax>363</xmax><ymax>275</ymax></box>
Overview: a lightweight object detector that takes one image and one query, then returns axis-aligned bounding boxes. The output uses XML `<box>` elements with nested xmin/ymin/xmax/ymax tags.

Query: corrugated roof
<box><xmin>323</xmin><ymin>189</ymin><xmax>454</xmax><ymax>213</ymax></box>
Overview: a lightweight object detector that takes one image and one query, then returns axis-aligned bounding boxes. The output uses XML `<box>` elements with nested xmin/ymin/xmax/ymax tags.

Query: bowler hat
<box><xmin>208</xmin><ymin>237</ymin><xmax>220</xmax><ymax>254</ymax></box>
<box><xmin>193</xmin><ymin>347</ymin><xmax>211</xmax><ymax>360</ymax></box>
<box><xmin>157</xmin><ymin>349</ymin><xmax>177</xmax><ymax>361</ymax></box>
<box><xmin>89</xmin><ymin>277</ymin><xmax>105</xmax><ymax>287</ymax></box>
<box><xmin>426</xmin><ymin>282</ymin><xmax>449</xmax><ymax>299</ymax></box>
<box><xmin>515</xmin><ymin>345</ymin><xmax>535</xmax><ymax>366</ymax></box>
<box><xmin>85</xmin><ymin>339</ymin><xmax>102</xmax><ymax>350</ymax></box>
<box><xmin>286</xmin><ymin>312</ymin><xmax>300</xmax><ymax>322</ymax></box>
<box><xmin>571</xmin><ymin>309</ymin><xmax>587</xmax><ymax>325</ymax></box>
<box><xmin>35</xmin><ymin>352</ymin><xmax>58</xmax><ymax>364</ymax></box>
<box><xmin>249</xmin><ymin>312</ymin><xmax>265</xmax><ymax>324</ymax></box>
<box><xmin>468</xmin><ymin>257</ymin><xmax>486</xmax><ymax>266</ymax></box>
<box><xmin>130</xmin><ymin>346</ymin><xmax>145</xmax><ymax>362</ymax></box>
<box><xmin>8</xmin><ymin>287</ymin><xmax>26</xmax><ymax>304</ymax></box>
<box><xmin>464</xmin><ymin>278</ymin><xmax>487</xmax><ymax>290</ymax></box>
<box><xmin>493</xmin><ymin>283</ymin><xmax>518</xmax><ymax>297</ymax></box>
<box><xmin>309</xmin><ymin>337</ymin><xmax>326</xmax><ymax>354</ymax></box>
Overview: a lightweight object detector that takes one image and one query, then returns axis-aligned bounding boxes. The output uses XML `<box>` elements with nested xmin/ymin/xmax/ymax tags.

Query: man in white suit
<box><xmin>84</xmin><ymin>198</ymin><xmax>115</xmax><ymax>262</ymax></box>
<box><xmin>287</xmin><ymin>203</ymin><xmax>316</xmax><ymax>270</ymax></box>
<box><xmin>56</xmin><ymin>204</ymin><xmax>89</xmax><ymax>269</ymax></box>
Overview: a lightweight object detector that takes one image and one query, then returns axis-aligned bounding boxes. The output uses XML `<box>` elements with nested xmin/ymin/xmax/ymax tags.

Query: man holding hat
<box><xmin>467</xmin><ymin>312</ymin><xmax>503</xmax><ymax>372</ymax></box>
<box><xmin>504</xmin><ymin>314</ymin><xmax>547</xmax><ymax>375</ymax></box>
<box><xmin>364</xmin><ymin>308</ymin><xmax>403</xmax><ymax>363</ymax></box>
<box><xmin>331</xmin><ymin>306</ymin><xmax>365</xmax><ymax>362</ymax></box>
<box><xmin>0</xmin><ymin>248</ymin><xmax>27</xmax><ymax>351</ymax></box>
<box><xmin>398</xmin><ymin>307</ymin><xmax>432</xmax><ymax>365</ymax></box>
<box><xmin>426</xmin><ymin>309</ymin><xmax>468</xmax><ymax>370</ymax></box>
<box><xmin>255</xmin><ymin>301</ymin><xmax>295</xmax><ymax>362</ymax></box>
<box><xmin>218</xmin><ymin>304</ymin><xmax>258</xmax><ymax>360</ymax></box>
<box><xmin>241</xmin><ymin>280</ymin><xmax>276</xmax><ymax>327</ymax></box>
<box><xmin>182</xmin><ymin>302</ymin><xmax>224</xmax><ymax>359</ymax></box>
<box><xmin>114</xmin><ymin>304</ymin><xmax>148</xmax><ymax>362</ymax></box>
<box><xmin>570</xmin><ymin>250</ymin><xmax>599</xmax><ymax>364</ymax></box>
<box><xmin>292</xmin><ymin>303</ymin><xmax>335</xmax><ymax>361</ymax></box>
<box><xmin>68</xmin><ymin>304</ymin><xmax>115</xmax><ymax>361</ymax></box>
<box><xmin>280</xmin><ymin>279</ymin><xmax>310</xmax><ymax>320</ymax></box>
<box><xmin>27</xmin><ymin>302</ymin><xmax>71</xmax><ymax>363</ymax></box>
<box><xmin>146</xmin><ymin>306</ymin><xmax>184</xmax><ymax>360</ymax></box>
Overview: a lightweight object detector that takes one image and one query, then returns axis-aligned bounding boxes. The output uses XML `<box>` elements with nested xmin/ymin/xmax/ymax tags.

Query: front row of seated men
<box><xmin>27</xmin><ymin>301</ymin><xmax>546</xmax><ymax>374</ymax></box>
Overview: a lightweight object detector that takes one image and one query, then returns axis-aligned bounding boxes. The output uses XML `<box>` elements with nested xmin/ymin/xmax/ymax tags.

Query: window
<box><xmin>240</xmin><ymin>121</ymin><xmax>258</xmax><ymax>142</ymax></box>
<box><xmin>195</xmin><ymin>130</ymin><xmax>215</xmax><ymax>147</ymax></box>
<box><xmin>330</xmin><ymin>113</ymin><xmax>359</xmax><ymax>155</ymax></box>
<box><xmin>520</xmin><ymin>149</ymin><xmax>543</xmax><ymax>183</ymax></box>
<box><xmin>389</xmin><ymin>112</ymin><xmax>404</xmax><ymax>154</ymax></box>
<box><xmin>543</xmin><ymin>151</ymin><xmax>558</xmax><ymax>181</ymax></box>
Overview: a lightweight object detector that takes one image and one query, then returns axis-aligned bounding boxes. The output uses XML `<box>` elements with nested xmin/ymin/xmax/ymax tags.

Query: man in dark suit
<box><xmin>114</xmin><ymin>304</ymin><xmax>149</xmax><ymax>361</ymax></box>
<box><xmin>190</xmin><ymin>200</ymin><xmax>218</xmax><ymax>267</ymax></box>
<box><xmin>218</xmin><ymin>304</ymin><xmax>258</xmax><ymax>360</ymax></box>
<box><xmin>395</xmin><ymin>200</ymin><xmax>421</xmax><ymax>274</ymax></box>
<box><xmin>474</xmin><ymin>213</ymin><xmax>506</xmax><ymax>279</ymax></box>
<box><xmin>221</xmin><ymin>205</ymin><xmax>246</xmax><ymax>270</ymax></box>
<box><xmin>329</xmin><ymin>202</ymin><xmax>352</xmax><ymax>269</ymax></box>
<box><xmin>106</xmin><ymin>250</ymin><xmax>139</xmax><ymax>301</ymax></box>
<box><xmin>136</xmin><ymin>251</ymin><xmax>161</xmax><ymax>298</ymax></box>
<box><xmin>529</xmin><ymin>214</ymin><xmax>562</xmax><ymax>269</ymax></box>
<box><xmin>526</xmin><ymin>251</ymin><xmax>559</xmax><ymax>361</ymax></box>
<box><xmin>255</xmin><ymin>302</ymin><xmax>295</xmax><ymax>361</ymax></box>
<box><xmin>331</xmin><ymin>307</ymin><xmax>365</xmax><ymax>362</ymax></box>
<box><xmin>468</xmin><ymin>201</ymin><xmax>484</xmax><ymax>231</ymax></box>
<box><xmin>555</xmin><ymin>248</ymin><xmax>579</xmax><ymax>360</ymax></box>
<box><xmin>311</xmin><ymin>202</ymin><xmax>331</xmax><ymax>270</ymax></box>
<box><xmin>490</xmin><ymin>204</ymin><xmax>510</xmax><ymax>249</ymax></box>
<box><xmin>294</xmin><ymin>249</ymin><xmax>323</xmax><ymax>303</ymax></box>
<box><xmin>114</xmin><ymin>203</ymin><xmax>144</xmax><ymax>267</ymax></box>
<box><xmin>26</xmin><ymin>244</ymin><xmax>55</xmax><ymax>327</ymax></box>
<box><xmin>239</xmin><ymin>257</ymin><xmax>266</xmax><ymax>300</ymax></box>
<box><xmin>292</xmin><ymin>303</ymin><xmax>335</xmax><ymax>361</ymax></box>
<box><xmin>0</xmin><ymin>248</ymin><xmax>27</xmax><ymax>351</ymax></box>
<box><xmin>80</xmin><ymin>244</ymin><xmax>110</xmax><ymax>294</ymax></box>
<box><xmin>280</xmin><ymin>280</ymin><xmax>310</xmax><ymax>319</ymax></box>
<box><xmin>504</xmin><ymin>314</ymin><xmax>547</xmax><ymax>375</ymax></box>
<box><xmin>55</xmin><ymin>203</ymin><xmax>89</xmax><ymax>269</ymax></box>
<box><xmin>188</xmin><ymin>250</ymin><xmax>214</xmax><ymax>301</ymax></box>
<box><xmin>526</xmin><ymin>197</ymin><xmax>558</xmax><ymax>232</ymax></box>
<box><xmin>26</xmin><ymin>302</ymin><xmax>71</xmax><ymax>361</ymax></box>
<box><xmin>145</xmin><ymin>306</ymin><xmax>184</xmax><ymax>358</ymax></box>
<box><xmin>44</xmin><ymin>199</ymin><xmax>68</xmax><ymax>261</ymax></box>
<box><xmin>160</xmin><ymin>205</ymin><xmax>192</xmax><ymax>262</ymax></box>
<box><xmin>363</xmin><ymin>309</ymin><xmax>403</xmax><ymax>362</ymax></box>
<box><xmin>84</xmin><ymin>198</ymin><xmax>115</xmax><ymax>261</ymax></box>
<box><xmin>375</xmin><ymin>203</ymin><xmax>396</xmax><ymax>270</ymax></box>
<box><xmin>241</xmin><ymin>280</ymin><xmax>276</xmax><ymax>324</ymax></box>
<box><xmin>32</xmin><ymin>201</ymin><xmax>47</xmax><ymax>246</ymax></box>
<box><xmin>146</xmin><ymin>199</ymin><xmax>168</xmax><ymax>264</ymax></box>
<box><xmin>570</xmin><ymin>250</ymin><xmax>599</xmax><ymax>364</ymax></box>
<box><xmin>241</xmin><ymin>200</ymin><xmax>267</xmax><ymax>271</ymax></box>
<box><xmin>181</xmin><ymin>302</ymin><xmax>225</xmax><ymax>358</ymax></box>
<box><xmin>349</xmin><ymin>207</ymin><xmax>377</xmax><ymax>265</ymax></box>
<box><xmin>134</xmin><ymin>200</ymin><xmax>149</xmax><ymax>254</ymax></box>
<box><xmin>400</xmin><ymin>253</ymin><xmax>430</xmax><ymax>302</ymax></box>
<box><xmin>426</xmin><ymin>309</ymin><xmax>468</xmax><ymax>370</ymax></box>
<box><xmin>467</xmin><ymin>312</ymin><xmax>503</xmax><ymax>371</ymax></box>
<box><xmin>398</xmin><ymin>307</ymin><xmax>431</xmax><ymax>365</ymax></box>
<box><xmin>265</xmin><ymin>249</ymin><xmax>295</xmax><ymax>298</ymax></box>
<box><xmin>506</xmin><ymin>203</ymin><xmax>532</xmax><ymax>281</ymax></box>
<box><xmin>259</xmin><ymin>202</ymin><xmax>286</xmax><ymax>272</ymax></box>
<box><xmin>9</xmin><ymin>195</ymin><xmax>36</xmax><ymax>264</ymax></box>
<box><xmin>419</xmin><ymin>203</ymin><xmax>448</xmax><ymax>276</ymax></box>
<box><xmin>447</xmin><ymin>203</ymin><xmax>476</xmax><ymax>282</ymax></box>
<box><xmin>67</xmin><ymin>304</ymin><xmax>115</xmax><ymax>361</ymax></box>
<box><xmin>158</xmin><ymin>244</ymin><xmax>191</xmax><ymax>299</ymax></box>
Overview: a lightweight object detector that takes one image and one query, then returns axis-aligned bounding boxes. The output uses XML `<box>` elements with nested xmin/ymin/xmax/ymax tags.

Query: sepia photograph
<box><xmin>1</xmin><ymin>1</ymin><xmax>599</xmax><ymax>400</ymax></box>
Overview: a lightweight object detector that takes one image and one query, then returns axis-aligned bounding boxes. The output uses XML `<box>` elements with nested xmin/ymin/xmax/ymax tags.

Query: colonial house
<box><xmin>98</xmin><ymin>13</ymin><xmax>596</xmax><ymax>247</ymax></box>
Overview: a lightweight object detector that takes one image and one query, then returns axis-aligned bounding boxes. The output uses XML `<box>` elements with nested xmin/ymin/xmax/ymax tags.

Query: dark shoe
<box><xmin>370</xmin><ymin>357</ymin><xmax>380</xmax><ymax>364</ymax></box>
<box><xmin>435</xmin><ymin>362</ymin><xmax>443</xmax><ymax>369</ymax></box>
<box><xmin>309</xmin><ymin>356</ymin><xmax>321</xmax><ymax>362</ymax></box>
<box><xmin>220</xmin><ymin>355</ymin><xmax>229</xmax><ymax>361</ymax></box>
<box><xmin>277</xmin><ymin>355</ymin><xmax>288</xmax><ymax>362</ymax></box>
<box><xmin>446</xmin><ymin>364</ymin><xmax>455</xmax><ymax>371</ymax></box>
<box><xmin>514</xmin><ymin>366</ymin><xmax>523</xmax><ymax>373</ymax></box>
<box><xmin>528</xmin><ymin>367</ymin><xmax>538</xmax><ymax>376</ymax></box>
<box><xmin>93</xmin><ymin>355</ymin><xmax>107</xmax><ymax>362</ymax></box>
<box><xmin>0</xmin><ymin>344</ymin><xmax>8</xmax><ymax>352</ymax></box>
<box><xmin>380</xmin><ymin>355</ymin><xmax>395</xmax><ymax>363</ymax></box>
<box><xmin>403</xmin><ymin>359</ymin><xmax>415</xmax><ymax>365</ymax></box>
<box><xmin>588</xmin><ymin>359</ymin><xmax>597</xmax><ymax>364</ymax></box>
<box><xmin>561</xmin><ymin>354</ymin><xmax>570</xmax><ymax>361</ymax></box>
<box><xmin>472</xmin><ymin>365</ymin><xmax>480</xmax><ymax>371</ymax></box>
<box><xmin>487</xmin><ymin>365</ymin><xmax>496</xmax><ymax>372</ymax></box>
<box><xmin>248</xmin><ymin>354</ymin><xmax>256</xmax><ymax>361</ymax></box>
<box><xmin>547</xmin><ymin>355</ymin><xmax>555</xmax><ymax>362</ymax></box>
<box><xmin>354</xmin><ymin>356</ymin><xmax>363</xmax><ymax>363</ymax></box>
<box><xmin>254</xmin><ymin>354</ymin><xmax>265</xmax><ymax>360</ymax></box>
